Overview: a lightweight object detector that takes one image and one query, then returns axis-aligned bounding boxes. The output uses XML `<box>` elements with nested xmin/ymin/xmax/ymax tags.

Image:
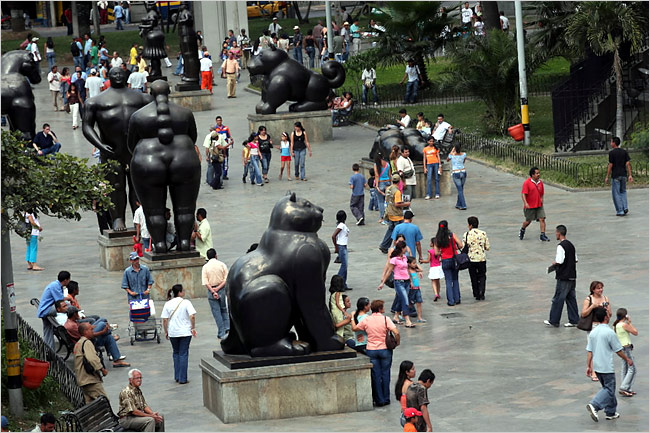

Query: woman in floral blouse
<box><xmin>463</xmin><ymin>216</ymin><xmax>490</xmax><ymax>301</ymax></box>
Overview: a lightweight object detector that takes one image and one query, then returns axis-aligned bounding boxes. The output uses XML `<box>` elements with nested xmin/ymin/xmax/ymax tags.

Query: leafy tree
<box><xmin>527</xmin><ymin>1</ymin><xmax>579</xmax><ymax>64</ymax></box>
<box><xmin>370</xmin><ymin>1</ymin><xmax>453</xmax><ymax>87</ymax></box>
<box><xmin>1</xmin><ymin>131</ymin><xmax>115</xmax><ymax>237</ymax></box>
<box><xmin>566</xmin><ymin>1</ymin><xmax>648</xmax><ymax>138</ymax></box>
<box><xmin>441</xmin><ymin>29</ymin><xmax>539</xmax><ymax>134</ymax></box>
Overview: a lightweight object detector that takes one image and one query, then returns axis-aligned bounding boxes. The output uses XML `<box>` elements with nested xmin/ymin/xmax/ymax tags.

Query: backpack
<box><xmin>70</xmin><ymin>41</ymin><xmax>80</xmax><ymax>57</ymax></box>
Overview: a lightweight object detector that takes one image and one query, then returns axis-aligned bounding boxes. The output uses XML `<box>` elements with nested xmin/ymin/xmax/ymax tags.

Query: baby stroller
<box><xmin>127</xmin><ymin>295</ymin><xmax>161</xmax><ymax>345</ymax></box>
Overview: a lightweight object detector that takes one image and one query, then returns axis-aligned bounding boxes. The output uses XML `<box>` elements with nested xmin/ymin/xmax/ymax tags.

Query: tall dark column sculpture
<box><xmin>83</xmin><ymin>67</ymin><xmax>153</xmax><ymax>231</ymax></box>
<box><xmin>175</xmin><ymin>4</ymin><xmax>200</xmax><ymax>91</ymax></box>
<box><xmin>127</xmin><ymin>80</ymin><xmax>200</xmax><ymax>253</ymax></box>
<box><xmin>1</xmin><ymin>51</ymin><xmax>42</xmax><ymax>141</ymax></box>
<box><xmin>139</xmin><ymin>1</ymin><xmax>167</xmax><ymax>82</ymax></box>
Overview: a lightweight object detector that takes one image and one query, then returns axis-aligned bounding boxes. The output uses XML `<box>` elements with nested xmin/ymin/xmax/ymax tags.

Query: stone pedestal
<box><xmin>248</xmin><ymin>110</ymin><xmax>333</xmax><ymax>143</ymax></box>
<box><xmin>200</xmin><ymin>350</ymin><xmax>373</xmax><ymax>423</ymax></box>
<box><xmin>359</xmin><ymin>158</ymin><xmax>452</xmax><ymax>198</ymax></box>
<box><xmin>98</xmin><ymin>229</ymin><xmax>137</xmax><ymax>271</ymax></box>
<box><xmin>169</xmin><ymin>89</ymin><xmax>212</xmax><ymax>111</ymax></box>
<box><xmin>140</xmin><ymin>251</ymin><xmax>205</xmax><ymax>301</ymax></box>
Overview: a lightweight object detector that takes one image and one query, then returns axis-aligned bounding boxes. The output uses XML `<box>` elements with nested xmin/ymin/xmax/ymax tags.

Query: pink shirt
<box><xmin>248</xmin><ymin>141</ymin><xmax>259</xmax><ymax>156</ymax></box>
<box><xmin>356</xmin><ymin>313</ymin><xmax>397</xmax><ymax>350</ymax></box>
<box><xmin>390</xmin><ymin>255</ymin><xmax>409</xmax><ymax>280</ymax></box>
<box><xmin>428</xmin><ymin>248</ymin><xmax>441</xmax><ymax>267</ymax></box>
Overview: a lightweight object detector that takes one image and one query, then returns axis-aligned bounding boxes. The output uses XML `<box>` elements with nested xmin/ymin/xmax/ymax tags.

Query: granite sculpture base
<box><xmin>248</xmin><ymin>110</ymin><xmax>332</xmax><ymax>143</ymax></box>
<box><xmin>139</xmin><ymin>251</ymin><xmax>205</xmax><ymax>301</ymax></box>
<box><xmin>97</xmin><ymin>229</ymin><xmax>137</xmax><ymax>271</ymax></box>
<box><xmin>200</xmin><ymin>349</ymin><xmax>373</xmax><ymax>423</ymax></box>
<box><xmin>360</xmin><ymin>157</ymin><xmax>452</xmax><ymax>198</ymax></box>
<box><xmin>169</xmin><ymin>89</ymin><xmax>212</xmax><ymax>111</ymax></box>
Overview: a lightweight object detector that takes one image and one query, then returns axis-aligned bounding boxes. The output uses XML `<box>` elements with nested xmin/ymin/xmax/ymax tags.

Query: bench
<box><xmin>59</xmin><ymin>395</ymin><xmax>124</xmax><ymax>432</ymax></box>
<box><xmin>333</xmin><ymin>101</ymin><xmax>355</xmax><ymax>127</ymax></box>
<box><xmin>30</xmin><ymin>297</ymin><xmax>75</xmax><ymax>361</ymax></box>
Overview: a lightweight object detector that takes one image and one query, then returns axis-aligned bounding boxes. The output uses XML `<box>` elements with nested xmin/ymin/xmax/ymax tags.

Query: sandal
<box><xmin>405</xmin><ymin>324</ymin><xmax>416</xmax><ymax>328</ymax></box>
<box><xmin>391</xmin><ymin>319</ymin><xmax>404</xmax><ymax>325</ymax></box>
<box><xmin>619</xmin><ymin>390</ymin><xmax>634</xmax><ymax>397</ymax></box>
<box><xmin>591</xmin><ymin>376</ymin><xmax>599</xmax><ymax>382</ymax></box>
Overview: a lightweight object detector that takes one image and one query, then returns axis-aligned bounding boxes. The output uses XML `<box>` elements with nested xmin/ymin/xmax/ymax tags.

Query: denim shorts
<box><xmin>408</xmin><ymin>288</ymin><xmax>423</xmax><ymax>304</ymax></box>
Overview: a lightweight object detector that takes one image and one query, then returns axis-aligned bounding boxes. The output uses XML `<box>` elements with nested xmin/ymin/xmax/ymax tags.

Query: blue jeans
<box><xmin>208</xmin><ymin>295</ymin><xmax>230</xmax><ymax>339</ymax></box>
<box><xmin>93</xmin><ymin>320</ymin><xmax>122</xmax><ymax>360</ymax></box>
<box><xmin>549</xmin><ymin>279</ymin><xmax>579</xmax><ymax>326</ymax></box>
<box><xmin>47</xmin><ymin>52</ymin><xmax>56</xmax><ymax>70</ymax></box>
<box><xmin>174</xmin><ymin>58</ymin><xmax>184</xmax><ymax>75</ymax></box>
<box><xmin>336</xmin><ymin>245</ymin><xmax>348</xmax><ymax>287</ymax></box>
<box><xmin>362</xmin><ymin>84</ymin><xmax>378</xmax><ymax>104</ymax></box>
<box><xmin>293</xmin><ymin>47</ymin><xmax>303</xmax><ymax>65</ymax></box>
<box><xmin>591</xmin><ymin>372</ymin><xmax>617</xmax><ymax>416</ymax></box>
<box><xmin>620</xmin><ymin>346</ymin><xmax>636</xmax><ymax>391</ymax></box>
<box><xmin>426</xmin><ymin>163</ymin><xmax>440</xmax><ymax>197</ymax></box>
<box><xmin>60</xmin><ymin>81</ymin><xmax>69</xmax><ymax>105</ymax></box>
<box><xmin>73</xmin><ymin>55</ymin><xmax>84</xmax><ymax>69</ymax></box>
<box><xmin>380</xmin><ymin>219</ymin><xmax>402</xmax><ymax>251</ymax></box>
<box><xmin>261</xmin><ymin>152</ymin><xmax>271</xmax><ymax>176</ymax></box>
<box><xmin>293</xmin><ymin>149</ymin><xmax>306</xmax><ymax>180</ymax></box>
<box><xmin>170</xmin><ymin>335</ymin><xmax>191</xmax><ymax>383</ymax></box>
<box><xmin>115</xmin><ymin>17</ymin><xmax>123</xmax><ymax>30</ymax></box>
<box><xmin>442</xmin><ymin>258</ymin><xmax>460</xmax><ymax>305</ymax></box>
<box><xmin>305</xmin><ymin>46</ymin><xmax>315</xmax><ymax>68</ymax></box>
<box><xmin>452</xmin><ymin>171</ymin><xmax>467</xmax><ymax>208</ymax></box>
<box><xmin>40</xmin><ymin>142</ymin><xmax>61</xmax><ymax>156</ymax></box>
<box><xmin>334</xmin><ymin>53</ymin><xmax>343</xmax><ymax>63</ymax></box>
<box><xmin>206</xmin><ymin>161</ymin><xmax>214</xmax><ymax>185</ymax></box>
<box><xmin>249</xmin><ymin>155</ymin><xmax>263</xmax><ymax>184</ymax></box>
<box><xmin>405</xmin><ymin>80</ymin><xmax>418</xmax><ymax>103</ymax></box>
<box><xmin>210</xmin><ymin>159</ymin><xmax>222</xmax><ymax>189</ymax></box>
<box><xmin>369</xmin><ymin>188</ymin><xmax>379</xmax><ymax>210</ymax></box>
<box><xmin>611</xmin><ymin>176</ymin><xmax>628</xmax><ymax>215</ymax></box>
<box><xmin>366</xmin><ymin>348</ymin><xmax>392</xmax><ymax>405</ymax></box>
<box><xmin>393</xmin><ymin>279</ymin><xmax>410</xmax><ymax>315</ymax></box>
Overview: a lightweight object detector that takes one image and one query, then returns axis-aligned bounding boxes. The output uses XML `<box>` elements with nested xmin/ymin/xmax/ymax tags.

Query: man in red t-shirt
<box><xmin>519</xmin><ymin>167</ymin><xmax>550</xmax><ymax>241</ymax></box>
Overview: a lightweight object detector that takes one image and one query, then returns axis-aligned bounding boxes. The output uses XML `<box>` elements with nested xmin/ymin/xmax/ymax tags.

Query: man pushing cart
<box><xmin>122</xmin><ymin>252</ymin><xmax>161</xmax><ymax>344</ymax></box>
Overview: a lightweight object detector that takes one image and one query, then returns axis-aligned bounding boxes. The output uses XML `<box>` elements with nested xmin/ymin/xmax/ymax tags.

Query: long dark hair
<box><xmin>390</xmin><ymin>240</ymin><xmax>406</xmax><ymax>258</ymax></box>
<box><xmin>46</xmin><ymin>37</ymin><xmax>54</xmax><ymax>49</ymax></box>
<box><xmin>612</xmin><ymin>308</ymin><xmax>627</xmax><ymax>331</ymax></box>
<box><xmin>166</xmin><ymin>284</ymin><xmax>183</xmax><ymax>300</ymax></box>
<box><xmin>394</xmin><ymin>360</ymin><xmax>414</xmax><ymax>401</ymax></box>
<box><xmin>354</xmin><ymin>297</ymin><xmax>370</xmax><ymax>323</ymax></box>
<box><xmin>435</xmin><ymin>220</ymin><xmax>451</xmax><ymax>248</ymax></box>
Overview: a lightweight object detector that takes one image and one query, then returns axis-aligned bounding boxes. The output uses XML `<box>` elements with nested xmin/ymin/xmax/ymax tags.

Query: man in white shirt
<box><xmin>199</xmin><ymin>51</ymin><xmax>213</xmax><ymax>94</ymax></box>
<box><xmin>460</xmin><ymin>2</ymin><xmax>474</xmax><ymax>31</ymax></box>
<box><xmin>110</xmin><ymin>52</ymin><xmax>123</xmax><ymax>68</ymax></box>
<box><xmin>399</xmin><ymin>59</ymin><xmax>422</xmax><ymax>104</ymax></box>
<box><xmin>127</xmin><ymin>70</ymin><xmax>147</xmax><ymax>92</ymax></box>
<box><xmin>499</xmin><ymin>11</ymin><xmax>510</xmax><ymax>32</ymax></box>
<box><xmin>432</xmin><ymin>113</ymin><xmax>453</xmax><ymax>143</ymax></box>
<box><xmin>48</xmin><ymin>65</ymin><xmax>62</xmax><ymax>111</ymax></box>
<box><xmin>30</xmin><ymin>37</ymin><xmax>42</xmax><ymax>62</ymax></box>
<box><xmin>268</xmin><ymin>16</ymin><xmax>282</xmax><ymax>35</ymax></box>
<box><xmin>133</xmin><ymin>201</ymin><xmax>151</xmax><ymax>252</ymax></box>
<box><xmin>396</xmin><ymin>109</ymin><xmax>411</xmax><ymax>130</ymax></box>
<box><xmin>361</xmin><ymin>67</ymin><xmax>378</xmax><ymax>106</ymax></box>
<box><xmin>396</xmin><ymin>146</ymin><xmax>417</xmax><ymax>199</ymax></box>
<box><xmin>85</xmin><ymin>69</ymin><xmax>104</xmax><ymax>98</ymax></box>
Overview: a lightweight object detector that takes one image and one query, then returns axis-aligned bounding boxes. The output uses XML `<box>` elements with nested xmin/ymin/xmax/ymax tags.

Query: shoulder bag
<box><xmin>384</xmin><ymin>317</ymin><xmax>398</xmax><ymax>350</ymax></box>
<box><xmin>452</xmin><ymin>233</ymin><xmax>470</xmax><ymax>271</ymax></box>
<box><xmin>81</xmin><ymin>340</ymin><xmax>99</xmax><ymax>374</ymax></box>
<box><xmin>577</xmin><ymin>296</ymin><xmax>594</xmax><ymax>331</ymax></box>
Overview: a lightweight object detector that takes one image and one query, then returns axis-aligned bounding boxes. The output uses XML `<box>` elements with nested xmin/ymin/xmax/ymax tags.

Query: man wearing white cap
<box><xmin>268</xmin><ymin>16</ymin><xmax>282</xmax><ymax>34</ymax></box>
<box><xmin>30</xmin><ymin>36</ymin><xmax>42</xmax><ymax>62</ymax></box>
<box><xmin>292</xmin><ymin>25</ymin><xmax>303</xmax><ymax>65</ymax></box>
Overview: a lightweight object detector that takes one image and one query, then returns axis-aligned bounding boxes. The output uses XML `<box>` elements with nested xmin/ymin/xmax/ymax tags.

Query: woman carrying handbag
<box><xmin>579</xmin><ymin>280</ymin><xmax>612</xmax><ymax>381</ymax></box>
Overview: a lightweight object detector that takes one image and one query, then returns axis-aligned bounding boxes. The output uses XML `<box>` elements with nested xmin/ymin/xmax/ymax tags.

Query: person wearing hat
<box><xmin>85</xmin><ymin>68</ymin><xmax>104</xmax><ymax>98</ymax></box>
<box><xmin>121</xmin><ymin>252</ymin><xmax>154</xmax><ymax>301</ymax></box>
<box><xmin>403</xmin><ymin>407</ymin><xmax>422</xmax><ymax>432</ymax></box>
<box><xmin>340</xmin><ymin>22</ymin><xmax>351</xmax><ymax>61</ymax></box>
<box><xmin>199</xmin><ymin>50</ymin><xmax>213</xmax><ymax>94</ymax></box>
<box><xmin>379</xmin><ymin>173</ymin><xmax>411</xmax><ymax>254</ymax></box>
<box><xmin>30</xmin><ymin>36</ymin><xmax>42</xmax><ymax>62</ymax></box>
<box><xmin>292</xmin><ymin>25</ymin><xmax>303</xmax><ymax>65</ymax></box>
<box><xmin>268</xmin><ymin>16</ymin><xmax>282</xmax><ymax>35</ymax></box>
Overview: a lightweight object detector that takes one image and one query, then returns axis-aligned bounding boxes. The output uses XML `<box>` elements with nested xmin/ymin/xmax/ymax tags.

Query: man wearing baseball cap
<box><xmin>268</xmin><ymin>16</ymin><xmax>282</xmax><ymax>35</ymax></box>
<box><xmin>379</xmin><ymin>173</ymin><xmax>411</xmax><ymax>253</ymax></box>
<box><xmin>403</xmin><ymin>408</ymin><xmax>422</xmax><ymax>432</ymax></box>
<box><xmin>121</xmin><ymin>252</ymin><xmax>153</xmax><ymax>301</ymax></box>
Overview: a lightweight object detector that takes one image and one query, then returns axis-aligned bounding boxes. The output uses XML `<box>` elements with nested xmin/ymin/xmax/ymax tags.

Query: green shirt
<box><xmin>90</xmin><ymin>46</ymin><xmax>99</xmax><ymax>65</ymax></box>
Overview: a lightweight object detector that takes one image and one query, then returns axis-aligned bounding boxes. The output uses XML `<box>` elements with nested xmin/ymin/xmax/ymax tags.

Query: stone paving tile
<box><xmin>7</xmin><ymin>69</ymin><xmax>648</xmax><ymax>432</ymax></box>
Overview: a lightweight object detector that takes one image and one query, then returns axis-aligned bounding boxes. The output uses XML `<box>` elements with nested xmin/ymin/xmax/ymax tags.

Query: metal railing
<box><xmin>17</xmin><ymin>313</ymin><xmax>85</xmax><ymax>409</ymax></box>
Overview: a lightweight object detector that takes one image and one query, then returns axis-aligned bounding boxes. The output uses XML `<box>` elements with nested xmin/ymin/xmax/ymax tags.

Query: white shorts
<box><xmin>428</xmin><ymin>266</ymin><xmax>444</xmax><ymax>280</ymax></box>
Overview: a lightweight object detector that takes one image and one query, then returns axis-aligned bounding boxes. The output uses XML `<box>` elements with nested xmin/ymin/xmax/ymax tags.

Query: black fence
<box><xmin>340</xmin><ymin>74</ymin><xmax>565</xmax><ymax>108</ymax></box>
<box><xmin>17</xmin><ymin>313</ymin><xmax>85</xmax><ymax>409</ymax></box>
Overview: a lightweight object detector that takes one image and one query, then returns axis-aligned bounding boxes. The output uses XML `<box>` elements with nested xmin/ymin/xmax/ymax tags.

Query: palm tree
<box><xmin>566</xmin><ymin>2</ymin><xmax>647</xmax><ymax>138</ymax></box>
<box><xmin>370</xmin><ymin>1</ymin><xmax>454</xmax><ymax>86</ymax></box>
<box><xmin>527</xmin><ymin>1</ymin><xmax>579</xmax><ymax>65</ymax></box>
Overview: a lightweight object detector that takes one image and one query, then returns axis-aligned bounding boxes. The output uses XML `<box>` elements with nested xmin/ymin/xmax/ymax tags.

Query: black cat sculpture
<box><xmin>221</xmin><ymin>193</ymin><xmax>344</xmax><ymax>357</ymax></box>
<box><xmin>248</xmin><ymin>47</ymin><xmax>346</xmax><ymax>114</ymax></box>
<box><xmin>369</xmin><ymin>127</ymin><xmax>427</xmax><ymax>162</ymax></box>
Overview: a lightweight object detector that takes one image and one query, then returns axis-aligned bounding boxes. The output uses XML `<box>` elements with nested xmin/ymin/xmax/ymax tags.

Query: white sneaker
<box><xmin>586</xmin><ymin>404</ymin><xmax>599</xmax><ymax>422</ymax></box>
<box><xmin>605</xmin><ymin>413</ymin><xmax>620</xmax><ymax>420</ymax></box>
<box><xmin>543</xmin><ymin>320</ymin><xmax>559</xmax><ymax>327</ymax></box>
<box><xmin>424</xmin><ymin>196</ymin><xmax>431</xmax><ymax>200</ymax></box>
<box><xmin>109</xmin><ymin>323</ymin><xmax>119</xmax><ymax>330</ymax></box>
<box><xmin>563</xmin><ymin>322</ymin><xmax>577</xmax><ymax>327</ymax></box>
<box><xmin>435</xmin><ymin>195</ymin><xmax>440</xmax><ymax>199</ymax></box>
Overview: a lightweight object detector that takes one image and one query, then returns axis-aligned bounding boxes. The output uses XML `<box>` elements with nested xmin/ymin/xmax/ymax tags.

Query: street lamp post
<box><xmin>514</xmin><ymin>0</ymin><xmax>530</xmax><ymax>145</ymax></box>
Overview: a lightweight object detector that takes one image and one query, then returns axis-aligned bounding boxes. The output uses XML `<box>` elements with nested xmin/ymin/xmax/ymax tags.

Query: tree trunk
<box><xmin>303</xmin><ymin>2</ymin><xmax>312</xmax><ymax>22</ymax></box>
<box><xmin>77</xmin><ymin>2</ymin><xmax>91</xmax><ymax>38</ymax></box>
<box><xmin>292</xmin><ymin>2</ymin><xmax>304</xmax><ymax>23</ymax></box>
<box><xmin>91</xmin><ymin>2</ymin><xmax>101</xmax><ymax>36</ymax></box>
<box><xmin>10</xmin><ymin>5</ymin><xmax>25</xmax><ymax>32</ymax></box>
<box><xmin>481</xmin><ymin>1</ymin><xmax>500</xmax><ymax>31</ymax></box>
<box><xmin>614</xmin><ymin>49</ymin><xmax>624</xmax><ymax>138</ymax></box>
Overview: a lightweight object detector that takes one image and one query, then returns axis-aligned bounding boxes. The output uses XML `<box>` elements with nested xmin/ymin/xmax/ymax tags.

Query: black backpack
<box><xmin>70</xmin><ymin>41</ymin><xmax>80</xmax><ymax>57</ymax></box>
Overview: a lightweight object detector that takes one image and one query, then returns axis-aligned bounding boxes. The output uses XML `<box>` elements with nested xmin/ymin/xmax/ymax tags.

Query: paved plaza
<box><xmin>8</xmin><ymin>70</ymin><xmax>649</xmax><ymax>432</ymax></box>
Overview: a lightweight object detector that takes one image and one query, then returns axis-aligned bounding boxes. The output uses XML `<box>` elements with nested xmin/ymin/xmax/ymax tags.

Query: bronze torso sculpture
<box><xmin>82</xmin><ymin>67</ymin><xmax>153</xmax><ymax>231</ymax></box>
<box><xmin>221</xmin><ymin>193</ymin><xmax>344</xmax><ymax>357</ymax></box>
<box><xmin>1</xmin><ymin>51</ymin><xmax>42</xmax><ymax>140</ymax></box>
<box><xmin>248</xmin><ymin>47</ymin><xmax>346</xmax><ymax>114</ymax></box>
<box><xmin>127</xmin><ymin>80</ymin><xmax>200</xmax><ymax>253</ymax></box>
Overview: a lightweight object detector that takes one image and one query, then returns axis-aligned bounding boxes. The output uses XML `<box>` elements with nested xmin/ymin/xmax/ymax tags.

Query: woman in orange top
<box><xmin>352</xmin><ymin>300</ymin><xmax>400</xmax><ymax>407</ymax></box>
<box><xmin>423</xmin><ymin>136</ymin><xmax>441</xmax><ymax>200</ymax></box>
